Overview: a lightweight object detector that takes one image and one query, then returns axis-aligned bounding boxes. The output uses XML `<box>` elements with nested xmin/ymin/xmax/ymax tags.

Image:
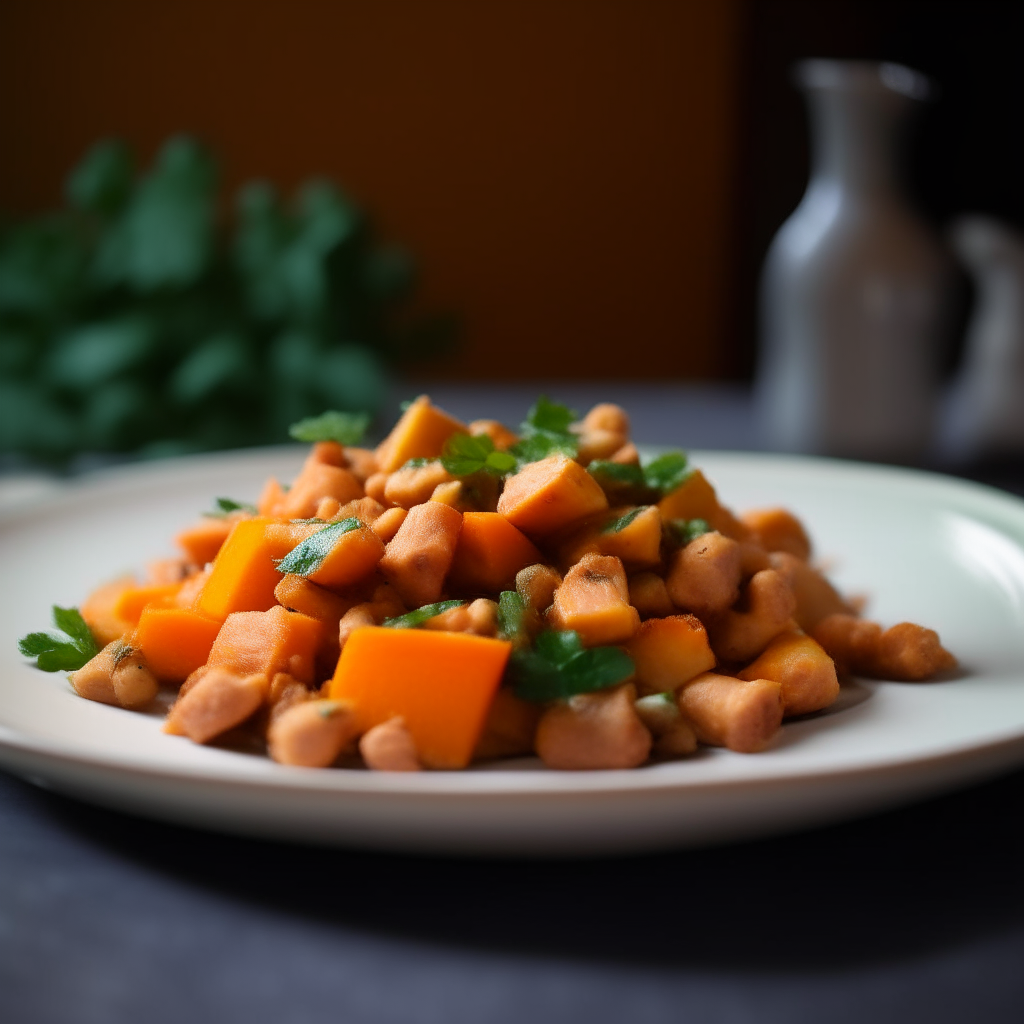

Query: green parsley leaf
<box><xmin>401</xmin><ymin>457</ymin><xmax>433</xmax><ymax>469</ymax></box>
<box><xmin>496</xmin><ymin>590</ymin><xmax>526</xmax><ymax>642</ymax></box>
<box><xmin>18</xmin><ymin>606</ymin><xmax>99</xmax><ymax>672</ymax></box>
<box><xmin>274</xmin><ymin>518</ymin><xmax>362</xmax><ymax>576</ymax></box>
<box><xmin>508</xmin><ymin>432</ymin><xmax>577</xmax><ymax>467</ymax></box>
<box><xmin>523</xmin><ymin>396</ymin><xmax>577</xmax><ymax>435</ymax></box>
<box><xmin>382</xmin><ymin>600</ymin><xmax>466</xmax><ymax>629</ymax></box>
<box><xmin>509</xmin><ymin>629</ymin><xmax>635</xmax><ymax>702</ymax></box>
<box><xmin>203</xmin><ymin>496</ymin><xmax>258</xmax><ymax>518</ymax></box>
<box><xmin>667</xmin><ymin>517</ymin><xmax>711</xmax><ymax>545</ymax></box>
<box><xmin>441</xmin><ymin>434</ymin><xmax>518</xmax><ymax>477</ymax></box>
<box><xmin>288</xmin><ymin>410</ymin><xmax>370</xmax><ymax>446</ymax></box>
<box><xmin>600</xmin><ymin>506</ymin><xmax>649</xmax><ymax>535</ymax></box>
<box><xmin>642</xmin><ymin>451</ymin><xmax>691</xmax><ymax>494</ymax></box>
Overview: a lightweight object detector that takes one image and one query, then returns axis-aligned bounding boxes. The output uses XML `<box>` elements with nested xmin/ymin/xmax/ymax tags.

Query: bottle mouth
<box><xmin>794</xmin><ymin>60</ymin><xmax>933</xmax><ymax>102</ymax></box>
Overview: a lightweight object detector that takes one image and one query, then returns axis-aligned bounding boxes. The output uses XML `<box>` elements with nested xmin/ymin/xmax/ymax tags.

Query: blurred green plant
<box><xmin>0</xmin><ymin>136</ymin><xmax>452</xmax><ymax>464</ymax></box>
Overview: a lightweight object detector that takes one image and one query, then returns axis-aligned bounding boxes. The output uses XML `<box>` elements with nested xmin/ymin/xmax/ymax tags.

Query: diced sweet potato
<box><xmin>627</xmin><ymin>572</ymin><xmax>675</xmax><ymax>619</ymax></box>
<box><xmin>379</xmin><ymin>501</ymin><xmax>463</xmax><ymax>607</ymax></box>
<box><xmin>737</xmin><ymin>630</ymin><xmax>839</xmax><ymax>716</ymax></box>
<box><xmin>706</xmin><ymin>568</ymin><xmax>797</xmax><ymax>664</ymax></box>
<box><xmin>257</xmin><ymin>477</ymin><xmax>287</xmax><ymax>516</ymax></box>
<box><xmin>164</xmin><ymin>669</ymin><xmax>269</xmax><ymax>743</ymax></box>
<box><xmin>468</xmin><ymin>419</ymin><xmax>518</xmax><ymax>450</ymax></box>
<box><xmin>195</xmin><ymin>518</ymin><xmax>318</xmax><ymax>622</ymax></box>
<box><xmin>80</xmin><ymin>575</ymin><xmax>137</xmax><ymax>647</ymax></box>
<box><xmin>132</xmin><ymin>600</ymin><xmax>223</xmax><ymax>683</ymax></box>
<box><xmin>626</xmin><ymin>614</ymin><xmax>716</xmax><ymax>695</ymax></box>
<box><xmin>375</xmin><ymin>395</ymin><xmax>468</xmax><ymax>473</ymax></box>
<box><xmin>665</xmin><ymin>531</ymin><xmax>742</xmax><ymax>617</ymax></box>
<box><xmin>331</xmin><ymin>496</ymin><xmax>387</xmax><ymax>525</ymax></box>
<box><xmin>677</xmin><ymin>672</ymin><xmax>784</xmax><ymax>753</ymax></box>
<box><xmin>558</xmin><ymin>506</ymin><xmax>662</xmax><ymax>571</ymax></box>
<box><xmin>497</xmin><ymin>453</ymin><xmax>609</xmax><ymax>538</ymax></box>
<box><xmin>206</xmin><ymin>605</ymin><xmax>323</xmax><ymax>685</ymax></box>
<box><xmin>811</xmin><ymin>614</ymin><xmax>882</xmax><ymax>676</ymax></box>
<box><xmin>534</xmin><ymin>684</ymin><xmax>651</xmax><ymax>770</ymax></box>
<box><xmin>576</xmin><ymin>429</ymin><xmax>627</xmax><ymax>465</ymax></box>
<box><xmin>112</xmin><ymin>583</ymin><xmax>182</xmax><ymax>627</ymax></box>
<box><xmin>741</xmin><ymin>508</ymin><xmax>812</xmax><ymax>560</ymax></box>
<box><xmin>658</xmin><ymin>469</ymin><xmax>750</xmax><ymax>541</ymax></box>
<box><xmin>342</xmin><ymin>446</ymin><xmax>379</xmax><ymax>483</ymax></box>
<box><xmin>548</xmin><ymin>553</ymin><xmax>640</xmax><ymax>646</ymax></box>
<box><xmin>300</xmin><ymin>523</ymin><xmax>386</xmax><ymax>590</ymax></box>
<box><xmin>448</xmin><ymin>512</ymin><xmax>543</xmax><ymax>595</ymax></box>
<box><xmin>175</xmin><ymin>515</ymin><xmax>240</xmax><ymax>566</ymax></box>
<box><xmin>329</xmin><ymin>626</ymin><xmax>512</xmax><ymax>769</ymax></box>
<box><xmin>274</xmin><ymin>575</ymin><xmax>354</xmax><ymax>626</ymax></box>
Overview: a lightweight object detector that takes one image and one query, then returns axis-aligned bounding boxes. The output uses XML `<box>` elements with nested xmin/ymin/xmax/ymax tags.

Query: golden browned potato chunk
<box><xmin>665</xmin><ymin>530</ymin><xmax>742</xmax><ymax>617</ymax></box>
<box><xmin>548</xmin><ymin>553</ymin><xmax>640</xmax><ymax>646</ymax></box>
<box><xmin>769</xmin><ymin>552</ymin><xmax>853</xmax><ymax>631</ymax></box>
<box><xmin>737</xmin><ymin>630</ymin><xmax>839</xmax><ymax>716</ymax></box>
<box><xmin>812</xmin><ymin>614</ymin><xmax>956</xmax><ymax>681</ymax></box>
<box><xmin>576</xmin><ymin>429</ymin><xmax>627</xmax><ymax>465</ymax></box>
<box><xmin>370</xmin><ymin>506</ymin><xmax>408</xmax><ymax>543</ymax></box>
<box><xmin>110</xmin><ymin>648</ymin><xmax>160</xmax><ymax>708</ymax></box>
<box><xmin>626</xmin><ymin>615</ymin><xmax>716</xmax><ymax>695</ymax></box>
<box><xmin>497</xmin><ymin>454</ymin><xmax>608</xmax><ymax>538</ymax></box>
<box><xmin>268</xmin><ymin>700</ymin><xmax>357</xmax><ymax>767</ymax></box>
<box><xmin>379</xmin><ymin>501</ymin><xmax>463</xmax><ymax>607</ymax></box>
<box><xmin>810</xmin><ymin>613</ymin><xmax>881</xmax><ymax>676</ymax></box>
<box><xmin>706</xmin><ymin>568</ymin><xmax>796</xmax><ymax>664</ymax></box>
<box><xmin>559</xmin><ymin>505</ymin><xmax>663</xmax><ymax>572</ymax></box>
<box><xmin>677</xmin><ymin>672</ymin><xmax>784</xmax><ymax>753</ymax></box>
<box><xmin>658</xmin><ymin>469</ymin><xmax>751</xmax><ymax>541</ymax></box>
<box><xmin>342</xmin><ymin>446</ymin><xmax>379</xmax><ymax>483</ymax></box>
<box><xmin>741</xmin><ymin>508</ymin><xmax>812</xmax><ymax>560</ymax></box>
<box><xmin>535</xmin><ymin>684</ymin><xmax>651</xmax><ymax>770</ymax></box>
<box><xmin>384</xmin><ymin>461</ymin><xmax>454</xmax><ymax>509</ymax></box>
<box><xmin>628</xmin><ymin>571</ymin><xmax>675</xmax><ymax>619</ymax></box>
<box><xmin>281</xmin><ymin>462</ymin><xmax>364</xmax><ymax>519</ymax></box>
<box><xmin>164</xmin><ymin>669</ymin><xmax>269</xmax><ymax>743</ymax></box>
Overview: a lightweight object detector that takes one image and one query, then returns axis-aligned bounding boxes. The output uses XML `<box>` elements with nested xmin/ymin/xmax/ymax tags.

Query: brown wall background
<box><xmin>0</xmin><ymin>1</ymin><xmax>740</xmax><ymax>381</ymax></box>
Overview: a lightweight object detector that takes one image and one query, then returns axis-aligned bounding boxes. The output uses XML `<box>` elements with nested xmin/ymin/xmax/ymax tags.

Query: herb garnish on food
<box><xmin>18</xmin><ymin>607</ymin><xmax>99</xmax><ymax>672</ymax></box>
<box><xmin>382</xmin><ymin>601</ymin><xmax>466</xmax><ymax>629</ymax></box>
<box><xmin>274</xmin><ymin>518</ymin><xmax>362</xmax><ymax>576</ymax></box>
<box><xmin>508</xmin><ymin>630</ymin><xmax>635</xmax><ymax>702</ymax></box>
<box><xmin>289</xmin><ymin>410</ymin><xmax>370</xmax><ymax>446</ymax></box>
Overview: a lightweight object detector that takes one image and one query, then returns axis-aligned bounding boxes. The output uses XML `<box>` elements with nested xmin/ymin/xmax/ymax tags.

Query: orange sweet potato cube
<box><xmin>81</xmin><ymin>575</ymin><xmax>138</xmax><ymax>646</ymax></box>
<box><xmin>548</xmin><ymin>553</ymin><xmax>640</xmax><ymax>646</ymax></box>
<box><xmin>379</xmin><ymin>502</ymin><xmax>463</xmax><ymax>607</ymax></box>
<box><xmin>175</xmin><ymin>516</ymin><xmax>236</xmax><ymax>566</ymax></box>
<box><xmin>374</xmin><ymin>395</ymin><xmax>468</xmax><ymax>473</ymax></box>
<box><xmin>329</xmin><ymin>626</ymin><xmax>512</xmax><ymax>769</ymax></box>
<box><xmin>626</xmin><ymin>614</ymin><xmax>716</xmax><ymax>695</ymax></box>
<box><xmin>738</xmin><ymin>630</ymin><xmax>839</xmax><ymax>716</ymax></box>
<box><xmin>497</xmin><ymin>454</ymin><xmax>608</xmax><ymax>539</ymax></box>
<box><xmin>113</xmin><ymin>583</ymin><xmax>182</xmax><ymax>627</ymax></box>
<box><xmin>132</xmin><ymin>601</ymin><xmax>222</xmax><ymax>683</ymax></box>
<box><xmin>447</xmin><ymin>512</ymin><xmax>543</xmax><ymax>595</ymax></box>
<box><xmin>658</xmin><ymin>469</ymin><xmax>750</xmax><ymax>541</ymax></box>
<box><xmin>207</xmin><ymin>605</ymin><xmax>323</xmax><ymax>685</ymax></box>
<box><xmin>195</xmin><ymin>518</ymin><xmax>318</xmax><ymax>622</ymax></box>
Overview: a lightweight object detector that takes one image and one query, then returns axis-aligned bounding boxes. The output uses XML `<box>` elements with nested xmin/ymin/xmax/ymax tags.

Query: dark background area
<box><xmin>1</xmin><ymin>1</ymin><xmax>1022</xmax><ymax>383</ymax></box>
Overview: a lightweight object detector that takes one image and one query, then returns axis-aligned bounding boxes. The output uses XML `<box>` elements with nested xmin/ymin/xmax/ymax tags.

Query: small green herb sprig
<box><xmin>289</xmin><ymin>411</ymin><xmax>370</xmax><ymax>446</ymax></box>
<box><xmin>667</xmin><ymin>518</ymin><xmax>711</xmax><ymax>546</ymax></box>
<box><xmin>600</xmin><ymin>506</ymin><xmax>649</xmax><ymax>535</ymax></box>
<box><xmin>18</xmin><ymin>607</ymin><xmax>99</xmax><ymax>672</ymax></box>
<box><xmin>204</xmin><ymin>497</ymin><xmax>258</xmax><ymax>518</ymax></box>
<box><xmin>383</xmin><ymin>600</ymin><xmax>466</xmax><ymax>629</ymax></box>
<box><xmin>588</xmin><ymin>450</ymin><xmax>691</xmax><ymax>502</ymax></box>
<box><xmin>274</xmin><ymin>518</ymin><xmax>362</xmax><ymax>576</ymax></box>
<box><xmin>507</xmin><ymin>396</ymin><xmax>579</xmax><ymax>468</ymax></box>
<box><xmin>507</xmin><ymin>630</ymin><xmax>635</xmax><ymax>702</ymax></box>
<box><xmin>441</xmin><ymin>434</ymin><xmax>518</xmax><ymax>477</ymax></box>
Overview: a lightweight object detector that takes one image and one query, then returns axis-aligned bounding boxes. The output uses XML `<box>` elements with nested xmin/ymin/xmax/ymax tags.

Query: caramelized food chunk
<box><xmin>548</xmin><ymin>553</ymin><xmax>640</xmax><ymax>646</ymax></box>
<box><xmin>677</xmin><ymin>672</ymin><xmax>784</xmax><ymax>753</ymax></box>
<box><xmin>497</xmin><ymin>454</ymin><xmax>608</xmax><ymax>538</ymax></box>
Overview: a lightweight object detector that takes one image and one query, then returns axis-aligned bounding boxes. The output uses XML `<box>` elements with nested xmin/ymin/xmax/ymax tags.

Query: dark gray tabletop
<box><xmin>3</xmin><ymin>382</ymin><xmax>1024</xmax><ymax>1023</ymax></box>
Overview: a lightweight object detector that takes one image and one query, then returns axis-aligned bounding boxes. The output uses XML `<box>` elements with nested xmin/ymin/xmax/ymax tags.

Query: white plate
<box><xmin>1</xmin><ymin>448</ymin><xmax>1024</xmax><ymax>856</ymax></box>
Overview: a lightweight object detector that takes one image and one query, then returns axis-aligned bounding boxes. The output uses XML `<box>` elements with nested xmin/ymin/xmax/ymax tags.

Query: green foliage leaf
<box><xmin>510</xmin><ymin>629</ymin><xmax>635</xmax><ymax>702</ymax></box>
<box><xmin>441</xmin><ymin>433</ymin><xmax>518</xmax><ymax>477</ymax></box>
<box><xmin>523</xmin><ymin>396</ymin><xmax>577</xmax><ymax>435</ymax></box>
<box><xmin>18</xmin><ymin>606</ymin><xmax>99</xmax><ymax>672</ymax></box>
<box><xmin>382</xmin><ymin>600</ymin><xmax>466</xmax><ymax>629</ymax></box>
<box><xmin>289</xmin><ymin>410</ymin><xmax>370</xmax><ymax>445</ymax></box>
<box><xmin>274</xmin><ymin>518</ymin><xmax>362</xmax><ymax>576</ymax></box>
<box><xmin>600</xmin><ymin>506</ymin><xmax>649</xmax><ymax>534</ymax></box>
<box><xmin>508</xmin><ymin>396</ymin><xmax>579</xmax><ymax>468</ymax></box>
<box><xmin>642</xmin><ymin>451</ymin><xmax>691</xmax><ymax>494</ymax></box>
<box><xmin>203</xmin><ymin>497</ymin><xmax>258</xmax><ymax>518</ymax></box>
<box><xmin>667</xmin><ymin>518</ymin><xmax>711</xmax><ymax>546</ymax></box>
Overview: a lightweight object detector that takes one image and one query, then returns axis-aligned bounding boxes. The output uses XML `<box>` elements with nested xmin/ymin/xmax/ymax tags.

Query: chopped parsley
<box><xmin>18</xmin><ymin>606</ymin><xmax>100</xmax><ymax>672</ymax></box>
<box><xmin>507</xmin><ymin>629</ymin><xmax>635</xmax><ymax>702</ymax></box>
<box><xmin>274</xmin><ymin>518</ymin><xmax>362</xmax><ymax>576</ymax></box>
<box><xmin>288</xmin><ymin>410</ymin><xmax>370</xmax><ymax>446</ymax></box>
<box><xmin>440</xmin><ymin>434</ymin><xmax>518</xmax><ymax>477</ymax></box>
<box><xmin>382</xmin><ymin>600</ymin><xmax>466</xmax><ymax>629</ymax></box>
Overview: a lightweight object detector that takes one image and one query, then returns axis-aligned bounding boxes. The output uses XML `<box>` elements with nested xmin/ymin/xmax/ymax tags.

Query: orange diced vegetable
<box><xmin>207</xmin><ymin>605</ymin><xmax>324</xmax><ymax>685</ymax></box>
<box><xmin>175</xmin><ymin>517</ymin><xmax>236</xmax><ymax>566</ymax></box>
<box><xmin>279</xmin><ymin>520</ymin><xmax>385</xmax><ymax>590</ymax></box>
<box><xmin>196</xmin><ymin>518</ymin><xmax>318</xmax><ymax>622</ymax></box>
<box><xmin>741</xmin><ymin>508</ymin><xmax>812</xmax><ymax>560</ymax></box>
<box><xmin>626</xmin><ymin>615</ymin><xmax>716</xmax><ymax>695</ymax></box>
<box><xmin>132</xmin><ymin>600</ymin><xmax>223</xmax><ymax>682</ymax></box>
<box><xmin>448</xmin><ymin>512</ymin><xmax>543</xmax><ymax>594</ymax></box>
<box><xmin>468</xmin><ymin>419</ymin><xmax>519</xmax><ymax>450</ymax></box>
<box><xmin>379</xmin><ymin>502</ymin><xmax>463</xmax><ymax>607</ymax></box>
<box><xmin>548</xmin><ymin>553</ymin><xmax>640</xmax><ymax>646</ymax></box>
<box><xmin>329</xmin><ymin>626</ymin><xmax>512</xmax><ymax>769</ymax></box>
<box><xmin>81</xmin><ymin>575</ymin><xmax>137</xmax><ymax>646</ymax></box>
<box><xmin>370</xmin><ymin>506</ymin><xmax>408</xmax><ymax>543</ymax></box>
<box><xmin>658</xmin><ymin>469</ymin><xmax>750</xmax><ymax>541</ymax></box>
<box><xmin>113</xmin><ymin>583</ymin><xmax>182</xmax><ymax>627</ymax></box>
<box><xmin>274</xmin><ymin>575</ymin><xmax>354</xmax><ymax>625</ymax></box>
<box><xmin>558</xmin><ymin>505</ymin><xmax>662</xmax><ymax>570</ymax></box>
<box><xmin>497</xmin><ymin>454</ymin><xmax>608</xmax><ymax>538</ymax></box>
<box><xmin>281</xmin><ymin>462</ymin><xmax>363</xmax><ymax>519</ymax></box>
<box><xmin>375</xmin><ymin>395</ymin><xmax>468</xmax><ymax>473</ymax></box>
<box><xmin>737</xmin><ymin>630</ymin><xmax>839</xmax><ymax>716</ymax></box>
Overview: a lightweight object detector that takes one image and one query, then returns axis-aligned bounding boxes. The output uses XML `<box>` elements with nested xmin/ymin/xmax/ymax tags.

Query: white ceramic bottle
<box><xmin>757</xmin><ymin>61</ymin><xmax>949</xmax><ymax>460</ymax></box>
<box><xmin>944</xmin><ymin>216</ymin><xmax>1024</xmax><ymax>460</ymax></box>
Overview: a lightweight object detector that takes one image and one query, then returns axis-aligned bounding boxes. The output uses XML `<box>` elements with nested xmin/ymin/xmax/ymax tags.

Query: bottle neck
<box><xmin>804</xmin><ymin>86</ymin><xmax>913</xmax><ymax>198</ymax></box>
